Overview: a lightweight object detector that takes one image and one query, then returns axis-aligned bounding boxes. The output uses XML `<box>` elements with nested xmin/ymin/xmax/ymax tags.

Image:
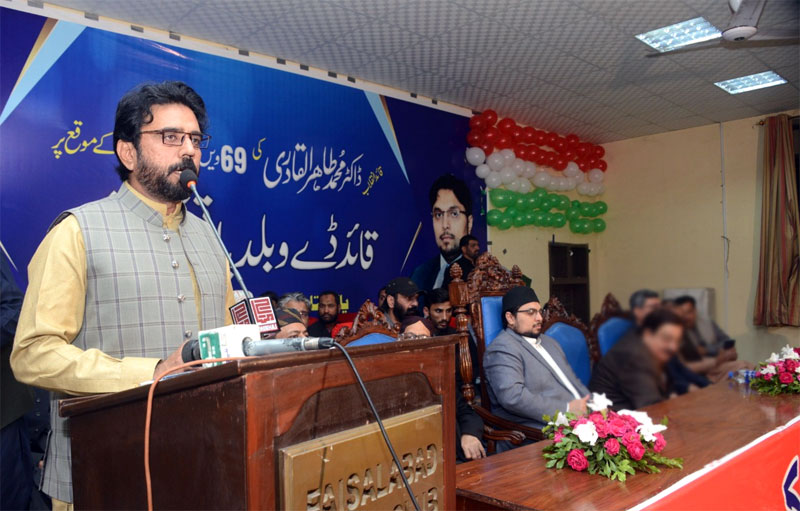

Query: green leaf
<box><xmin>556</xmin><ymin>458</ymin><xmax>565</xmax><ymax>470</ymax></box>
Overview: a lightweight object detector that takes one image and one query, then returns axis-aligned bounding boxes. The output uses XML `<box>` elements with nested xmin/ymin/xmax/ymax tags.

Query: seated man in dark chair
<box><xmin>484</xmin><ymin>286</ymin><xmax>589</xmax><ymax>450</ymax></box>
<box><xmin>590</xmin><ymin>309</ymin><xmax>685</xmax><ymax>410</ymax></box>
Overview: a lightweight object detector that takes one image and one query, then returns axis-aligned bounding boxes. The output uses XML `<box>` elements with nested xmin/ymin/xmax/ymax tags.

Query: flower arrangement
<box><xmin>542</xmin><ymin>394</ymin><xmax>683</xmax><ymax>481</ymax></box>
<box><xmin>751</xmin><ymin>345</ymin><xmax>800</xmax><ymax>396</ymax></box>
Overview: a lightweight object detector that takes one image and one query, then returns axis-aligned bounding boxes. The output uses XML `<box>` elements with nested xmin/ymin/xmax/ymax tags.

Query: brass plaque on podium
<box><xmin>280</xmin><ymin>404</ymin><xmax>444</xmax><ymax>511</ymax></box>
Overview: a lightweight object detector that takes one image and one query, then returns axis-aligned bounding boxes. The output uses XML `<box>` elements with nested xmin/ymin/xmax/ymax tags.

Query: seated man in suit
<box><xmin>484</xmin><ymin>286</ymin><xmax>589</xmax><ymax>448</ymax></box>
<box><xmin>590</xmin><ymin>309</ymin><xmax>685</xmax><ymax>410</ymax></box>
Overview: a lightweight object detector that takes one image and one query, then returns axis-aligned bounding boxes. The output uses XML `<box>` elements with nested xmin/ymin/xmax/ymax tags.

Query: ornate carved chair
<box><xmin>449</xmin><ymin>253</ymin><xmax>543</xmax><ymax>447</ymax></box>
<box><xmin>334</xmin><ymin>300</ymin><xmax>398</xmax><ymax>347</ymax></box>
<box><xmin>541</xmin><ymin>297</ymin><xmax>597</xmax><ymax>386</ymax></box>
<box><xmin>588</xmin><ymin>293</ymin><xmax>635</xmax><ymax>357</ymax></box>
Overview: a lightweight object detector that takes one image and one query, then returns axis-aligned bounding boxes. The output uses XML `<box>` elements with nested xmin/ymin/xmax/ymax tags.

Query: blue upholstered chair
<box><xmin>336</xmin><ymin>299</ymin><xmax>398</xmax><ymax>347</ymax></box>
<box><xmin>597</xmin><ymin>317</ymin><xmax>634</xmax><ymax>355</ymax></box>
<box><xmin>345</xmin><ymin>332</ymin><xmax>396</xmax><ymax>347</ymax></box>
<box><xmin>541</xmin><ymin>296</ymin><xmax>596</xmax><ymax>386</ymax></box>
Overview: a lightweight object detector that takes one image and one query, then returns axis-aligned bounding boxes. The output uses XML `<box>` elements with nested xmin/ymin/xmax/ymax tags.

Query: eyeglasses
<box><xmin>139</xmin><ymin>129</ymin><xmax>211</xmax><ymax>149</ymax></box>
<box><xmin>432</xmin><ymin>207</ymin><xmax>468</xmax><ymax>221</ymax></box>
<box><xmin>517</xmin><ymin>308</ymin><xmax>544</xmax><ymax>318</ymax></box>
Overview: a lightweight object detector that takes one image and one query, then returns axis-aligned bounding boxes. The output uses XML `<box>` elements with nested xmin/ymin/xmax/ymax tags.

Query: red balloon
<box><xmin>496</xmin><ymin>135</ymin><xmax>511</xmax><ymax>149</ymax></box>
<box><xmin>597</xmin><ymin>160</ymin><xmax>608</xmax><ymax>171</ymax></box>
<box><xmin>566</xmin><ymin>133</ymin><xmax>580</xmax><ymax>146</ymax></box>
<box><xmin>511</xmin><ymin>126</ymin><xmax>523</xmax><ymax>141</ymax></box>
<box><xmin>554</xmin><ymin>137</ymin><xmax>567</xmax><ymax>153</ymax></box>
<box><xmin>594</xmin><ymin>145</ymin><xmax>605</xmax><ymax>158</ymax></box>
<box><xmin>482</xmin><ymin>109</ymin><xmax>498</xmax><ymax>126</ymax></box>
<box><xmin>469</xmin><ymin>115</ymin><xmax>485</xmax><ymax>131</ymax></box>
<box><xmin>576</xmin><ymin>143</ymin><xmax>590</xmax><ymax>157</ymax></box>
<box><xmin>545</xmin><ymin>151</ymin><xmax>556</xmax><ymax>166</ymax></box>
<box><xmin>554</xmin><ymin>157</ymin><xmax>567</xmax><ymax>171</ymax></box>
<box><xmin>578</xmin><ymin>160</ymin><xmax>590</xmax><ymax>172</ymax></box>
<box><xmin>545</xmin><ymin>132</ymin><xmax>558</xmax><ymax>147</ymax></box>
<box><xmin>533</xmin><ymin>130</ymin><xmax>547</xmax><ymax>146</ymax></box>
<box><xmin>587</xmin><ymin>157</ymin><xmax>599</xmax><ymax>168</ymax></box>
<box><xmin>498</xmin><ymin>117</ymin><xmax>517</xmax><ymax>134</ymax></box>
<box><xmin>515</xmin><ymin>144</ymin><xmax>529</xmax><ymax>159</ymax></box>
<box><xmin>535</xmin><ymin>151</ymin><xmax>547</xmax><ymax>165</ymax></box>
<box><xmin>466</xmin><ymin>129</ymin><xmax>483</xmax><ymax>147</ymax></box>
<box><xmin>522</xmin><ymin>126</ymin><xmax>536</xmax><ymax>143</ymax></box>
<box><xmin>480</xmin><ymin>142</ymin><xmax>493</xmax><ymax>155</ymax></box>
<box><xmin>528</xmin><ymin>146</ymin><xmax>540</xmax><ymax>160</ymax></box>
<box><xmin>484</xmin><ymin>127</ymin><xmax>500</xmax><ymax>144</ymax></box>
<box><xmin>563</xmin><ymin>149</ymin><xmax>576</xmax><ymax>161</ymax></box>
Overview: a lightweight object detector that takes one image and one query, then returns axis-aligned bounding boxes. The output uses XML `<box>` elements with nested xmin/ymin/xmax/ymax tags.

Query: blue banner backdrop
<box><xmin>0</xmin><ymin>7</ymin><xmax>486</xmax><ymax>312</ymax></box>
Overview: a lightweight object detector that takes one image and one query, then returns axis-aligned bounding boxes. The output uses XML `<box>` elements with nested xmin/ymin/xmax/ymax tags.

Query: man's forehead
<box><xmin>145</xmin><ymin>103</ymin><xmax>200</xmax><ymax>130</ymax></box>
<box><xmin>433</xmin><ymin>189</ymin><xmax>465</xmax><ymax>210</ymax></box>
<box><xmin>431</xmin><ymin>302</ymin><xmax>451</xmax><ymax>309</ymax></box>
<box><xmin>520</xmin><ymin>301</ymin><xmax>541</xmax><ymax>309</ymax></box>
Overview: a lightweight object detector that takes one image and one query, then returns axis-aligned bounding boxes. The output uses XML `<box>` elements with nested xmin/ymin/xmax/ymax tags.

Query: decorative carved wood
<box><xmin>335</xmin><ymin>299</ymin><xmax>397</xmax><ymax>346</ymax></box>
<box><xmin>541</xmin><ymin>296</ymin><xmax>600</xmax><ymax>363</ymax></box>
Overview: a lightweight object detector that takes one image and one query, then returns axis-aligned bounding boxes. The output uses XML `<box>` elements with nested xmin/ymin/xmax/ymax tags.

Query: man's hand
<box><xmin>153</xmin><ymin>340</ymin><xmax>190</xmax><ymax>381</ymax></box>
<box><xmin>460</xmin><ymin>434</ymin><xmax>486</xmax><ymax>460</ymax></box>
<box><xmin>717</xmin><ymin>347</ymin><xmax>738</xmax><ymax>363</ymax></box>
<box><xmin>568</xmin><ymin>394</ymin><xmax>590</xmax><ymax>415</ymax></box>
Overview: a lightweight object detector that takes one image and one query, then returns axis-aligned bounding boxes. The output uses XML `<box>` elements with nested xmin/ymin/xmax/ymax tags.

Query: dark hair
<box><xmin>113</xmin><ymin>81</ymin><xmax>208</xmax><ymax>181</ymax></box>
<box><xmin>673</xmin><ymin>295</ymin><xmax>696</xmax><ymax>308</ymax></box>
<box><xmin>459</xmin><ymin>234</ymin><xmax>478</xmax><ymax>249</ymax></box>
<box><xmin>399</xmin><ymin>316</ymin><xmax>436</xmax><ymax>336</ymax></box>
<box><xmin>259</xmin><ymin>290</ymin><xmax>279</xmax><ymax>304</ymax></box>
<box><xmin>629</xmin><ymin>289</ymin><xmax>659</xmax><ymax>309</ymax></box>
<box><xmin>428</xmin><ymin>174</ymin><xmax>473</xmax><ymax>216</ymax></box>
<box><xmin>318</xmin><ymin>290</ymin><xmax>339</xmax><ymax>302</ymax></box>
<box><xmin>427</xmin><ymin>288</ymin><xmax>450</xmax><ymax>306</ymax></box>
<box><xmin>639</xmin><ymin>309</ymin><xmax>684</xmax><ymax>335</ymax></box>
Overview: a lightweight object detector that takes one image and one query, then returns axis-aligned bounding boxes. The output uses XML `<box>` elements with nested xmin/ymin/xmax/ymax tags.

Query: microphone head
<box><xmin>179</xmin><ymin>168</ymin><xmax>199</xmax><ymax>192</ymax></box>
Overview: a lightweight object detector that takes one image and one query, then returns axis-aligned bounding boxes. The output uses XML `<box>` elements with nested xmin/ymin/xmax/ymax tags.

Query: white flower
<box><xmin>767</xmin><ymin>352</ymin><xmax>781</xmax><ymax>363</ymax></box>
<box><xmin>761</xmin><ymin>365</ymin><xmax>777</xmax><ymax>375</ymax></box>
<box><xmin>780</xmin><ymin>345</ymin><xmax>800</xmax><ymax>360</ymax></box>
<box><xmin>618</xmin><ymin>410</ymin><xmax>654</xmax><ymax>427</ymax></box>
<box><xmin>554</xmin><ymin>412</ymin><xmax>570</xmax><ymax>427</ymax></box>
<box><xmin>796</xmin><ymin>366</ymin><xmax>800</xmax><ymax>374</ymax></box>
<box><xmin>587</xmin><ymin>392</ymin><xmax>614</xmax><ymax>412</ymax></box>
<box><xmin>638</xmin><ymin>422</ymin><xmax>668</xmax><ymax>442</ymax></box>
<box><xmin>573</xmin><ymin>422</ymin><xmax>599</xmax><ymax>446</ymax></box>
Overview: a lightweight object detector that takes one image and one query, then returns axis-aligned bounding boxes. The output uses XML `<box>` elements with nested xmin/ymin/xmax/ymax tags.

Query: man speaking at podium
<box><xmin>11</xmin><ymin>81</ymin><xmax>235</xmax><ymax>511</ymax></box>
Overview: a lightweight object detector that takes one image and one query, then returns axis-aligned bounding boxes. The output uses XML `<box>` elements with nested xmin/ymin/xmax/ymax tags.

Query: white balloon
<box><xmin>485</xmin><ymin>172</ymin><xmax>503</xmax><ymax>188</ymax></box>
<box><xmin>465</xmin><ymin>147</ymin><xmax>486</xmax><ymax>166</ymax></box>
<box><xmin>558</xmin><ymin>176</ymin><xmax>570</xmax><ymax>190</ymax></box>
<box><xmin>589</xmin><ymin>182</ymin><xmax>605</xmax><ymax>195</ymax></box>
<box><xmin>564</xmin><ymin>176</ymin><xmax>578</xmax><ymax>190</ymax></box>
<box><xmin>563</xmin><ymin>162</ymin><xmax>581</xmax><ymax>178</ymax></box>
<box><xmin>518</xmin><ymin>178</ymin><xmax>532</xmax><ymax>194</ymax></box>
<box><xmin>577</xmin><ymin>182</ymin><xmax>592</xmax><ymax>195</ymax></box>
<box><xmin>588</xmin><ymin>168</ymin><xmax>605</xmax><ymax>183</ymax></box>
<box><xmin>475</xmin><ymin>163</ymin><xmax>491</xmax><ymax>179</ymax></box>
<box><xmin>533</xmin><ymin>172</ymin><xmax>552</xmax><ymax>188</ymax></box>
<box><xmin>500</xmin><ymin>167</ymin><xmax>517</xmax><ymax>184</ymax></box>
<box><xmin>487</xmin><ymin>152</ymin><xmax>505</xmax><ymax>172</ymax></box>
<box><xmin>545</xmin><ymin>179</ymin><xmax>558</xmax><ymax>191</ymax></box>
<box><xmin>511</xmin><ymin>159</ymin><xmax>525</xmax><ymax>176</ymax></box>
<box><xmin>523</xmin><ymin>161</ymin><xmax>537</xmax><ymax>178</ymax></box>
<box><xmin>501</xmin><ymin>149</ymin><xmax>515</xmax><ymax>164</ymax></box>
<box><xmin>507</xmin><ymin>179</ymin><xmax>521</xmax><ymax>192</ymax></box>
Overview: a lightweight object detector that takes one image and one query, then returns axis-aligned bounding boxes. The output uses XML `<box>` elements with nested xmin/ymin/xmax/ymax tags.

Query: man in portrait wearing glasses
<box><xmin>11</xmin><ymin>81</ymin><xmax>235</xmax><ymax>511</ymax></box>
<box><xmin>484</xmin><ymin>286</ymin><xmax>590</xmax><ymax>451</ymax></box>
<box><xmin>410</xmin><ymin>174</ymin><xmax>473</xmax><ymax>293</ymax></box>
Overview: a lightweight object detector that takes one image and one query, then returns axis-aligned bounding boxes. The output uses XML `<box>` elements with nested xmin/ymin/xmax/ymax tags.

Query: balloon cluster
<box><xmin>487</xmin><ymin>188</ymin><xmax>607</xmax><ymax>234</ymax></box>
<box><xmin>465</xmin><ymin>109</ymin><xmax>606</xmax><ymax>197</ymax></box>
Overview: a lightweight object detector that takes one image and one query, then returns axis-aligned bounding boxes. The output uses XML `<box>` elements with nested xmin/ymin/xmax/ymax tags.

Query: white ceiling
<box><xmin>41</xmin><ymin>0</ymin><xmax>800</xmax><ymax>142</ymax></box>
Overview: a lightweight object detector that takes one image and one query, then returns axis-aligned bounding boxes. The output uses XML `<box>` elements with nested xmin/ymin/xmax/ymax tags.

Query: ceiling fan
<box><xmin>646</xmin><ymin>0</ymin><xmax>799</xmax><ymax>57</ymax></box>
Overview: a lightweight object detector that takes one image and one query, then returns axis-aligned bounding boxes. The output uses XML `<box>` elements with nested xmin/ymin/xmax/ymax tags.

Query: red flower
<box><xmin>621</xmin><ymin>414</ymin><xmax>640</xmax><ymax>429</ymax></box>
<box><xmin>794</xmin><ymin>347</ymin><xmax>800</xmax><ymax>356</ymax></box>
<box><xmin>604</xmin><ymin>438</ymin><xmax>620</xmax><ymax>456</ymax></box>
<box><xmin>566</xmin><ymin>449</ymin><xmax>589</xmax><ymax>471</ymax></box>
<box><xmin>554</xmin><ymin>432</ymin><xmax>565</xmax><ymax>444</ymax></box>
<box><xmin>779</xmin><ymin>372</ymin><xmax>794</xmax><ymax>384</ymax></box>
<box><xmin>763</xmin><ymin>373</ymin><xmax>774</xmax><ymax>381</ymax></box>
<box><xmin>621</xmin><ymin>431</ymin><xmax>641</xmax><ymax>448</ymax></box>
<box><xmin>653</xmin><ymin>433</ymin><xmax>667</xmax><ymax>453</ymax></box>
<box><xmin>785</xmin><ymin>360</ymin><xmax>799</xmax><ymax>372</ymax></box>
<box><xmin>608</xmin><ymin>418</ymin><xmax>629</xmax><ymax>437</ymax></box>
<box><xmin>627</xmin><ymin>441</ymin><xmax>646</xmax><ymax>461</ymax></box>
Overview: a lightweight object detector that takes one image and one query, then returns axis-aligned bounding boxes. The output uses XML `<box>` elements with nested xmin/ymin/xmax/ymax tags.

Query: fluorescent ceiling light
<box><xmin>714</xmin><ymin>71</ymin><xmax>788</xmax><ymax>94</ymax></box>
<box><xmin>635</xmin><ymin>17</ymin><xmax>721</xmax><ymax>52</ymax></box>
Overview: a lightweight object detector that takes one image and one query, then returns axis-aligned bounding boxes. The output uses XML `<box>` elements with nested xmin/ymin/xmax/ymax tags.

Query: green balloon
<box><xmin>569</xmin><ymin>220</ymin><xmax>581</xmax><ymax>233</ymax></box>
<box><xmin>566</xmin><ymin>208</ymin><xmax>581</xmax><ymax>221</ymax></box>
<box><xmin>579</xmin><ymin>202</ymin><xmax>593</xmax><ymax>217</ymax></box>
<box><xmin>524</xmin><ymin>211</ymin><xmax>536</xmax><ymax>225</ymax></box>
<box><xmin>532</xmin><ymin>188</ymin><xmax>548</xmax><ymax>200</ymax></box>
<box><xmin>532</xmin><ymin>210</ymin><xmax>546</xmax><ymax>226</ymax></box>
<box><xmin>571</xmin><ymin>200</ymin><xmax>581</xmax><ymax>210</ymax></box>
<box><xmin>526</xmin><ymin>194</ymin><xmax>542</xmax><ymax>210</ymax></box>
<box><xmin>592</xmin><ymin>218</ymin><xmax>607</xmax><ymax>232</ymax></box>
<box><xmin>578</xmin><ymin>219</ymin><xmax>592</xmax><ymax>234</ymax></box>
<box><xmin>596</xmin><ymin>201</ymin><xmax>608</xmax><ymax>215</ymax></box>
<box><xmin>498</xmin><ymin>214</ymin><xmax>512</xmax><ymax>230</ymax></box>
<box><xmin>515</xmin><ymin>196</ymin><xmax>528</xmax><ymax>211</ymax></box>
<box><xmin>513</xmin><ymin>212</ymin><xmax>527</xmax><ymax>228</ymax></box>
<box><xmin>556</xmin><ymin>196</ymin><xmax>570</xmax><ymax>211</ymax></box>
<box><xmin>551</xmin><ymin>213</ymin><xmax>567</xmax><ymax>228</ymax></box>
<box><xmin>544</xmin><ymin>195</ymin><xmax>559</xmax><ymax>210</ymax></box>
<box><xmin>487</xmin><ymin>209</ymin><xmax>503</xmax><ymax>226</ymax></box>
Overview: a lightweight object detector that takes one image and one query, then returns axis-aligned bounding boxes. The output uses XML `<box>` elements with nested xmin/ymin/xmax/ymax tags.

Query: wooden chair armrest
<box><xmin>482</xmin><ymin>425</ymin><xmax>526</xmax><ymax>445</ymax></box>
<box><xmin>471</xmin><ymin>405</ymin><xmax>545</xmax><ymax>442</ymax></box>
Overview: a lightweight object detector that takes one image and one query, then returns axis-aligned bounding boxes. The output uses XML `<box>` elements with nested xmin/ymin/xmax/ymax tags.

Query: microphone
<box><xmin>242</xmin><ymin>337</ymin><xmax>334</xmax><ymax>356</ymax></box>
<box><xmin>179</xmin><ymin>168</ymin><xmax>251</xmax><ymax>298</ymax></box>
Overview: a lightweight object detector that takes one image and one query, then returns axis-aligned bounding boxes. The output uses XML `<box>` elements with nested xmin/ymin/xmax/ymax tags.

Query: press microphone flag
<box><xmin>228</xmin><ymin>297</ymin><xmax>279</xmax><ymax>336</ymax></box>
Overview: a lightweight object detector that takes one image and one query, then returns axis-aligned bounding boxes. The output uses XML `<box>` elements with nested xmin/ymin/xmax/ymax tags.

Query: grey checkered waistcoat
<box><xmin>42</xmin><ymin>184</ymin><xmax>229</xmax><ymax>503</ymax></box>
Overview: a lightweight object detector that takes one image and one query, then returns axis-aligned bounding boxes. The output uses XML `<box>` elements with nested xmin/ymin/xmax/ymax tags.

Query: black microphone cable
<box><xmin>331</xmin><ymin>341</ymin><xmax>421</xmax><ymax>511</ymax></box>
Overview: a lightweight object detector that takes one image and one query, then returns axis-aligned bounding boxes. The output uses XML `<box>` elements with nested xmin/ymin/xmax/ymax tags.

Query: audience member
<box><xmin>377</xmin><ymin>287</ymin><xmax>387</xmax><ymax>309</ymax></box>
<box><xmin>278</xmin><ymin>292</ymin><xmax>311</xmax><ymax>326</ymax></box>
<box><xmin>484</xmin><ymin>286</ymin><xmax>589</xmax><ymax>450</ymax></box>
<box><xmin>398</xmin><ymin>316</ymin><xmax>486</xmax><ymax>462</ymax></box>
<box><xmin>380</xmin><ymin>278</ymin><xmax>421</xmax><ymax>328</ymax></box>
<box><xmin>673</xmin><ymin>295</ymin><xmax>751</xmax><ymax>381</ymax></box>
<box><xmin>427</xmin><ymin>288</ymin><xmax>455</xmax><ymax>335</ymax></box>
<box><xmin>308</xmin><ymin>291</ymin><xmax>339</xmax><ymax>337</ymax></box>
<box><xmin>590</xmin><ymin>309</ymin><xmax>686</xmax><ymax>410</ymax></box>
<box><xmin>449</xmin><ymin>234</ymin><xmax>479</xmax><ymax>284</ymax></box>
<box><xmin>274</xmin><ymin>308</ymin><xmax>309</xmax><ymax>338</ymax></box>
<box><xmin>629</xmin><ymin>289</ymin><xmax>661</xmax><ymax>324</ymax></box>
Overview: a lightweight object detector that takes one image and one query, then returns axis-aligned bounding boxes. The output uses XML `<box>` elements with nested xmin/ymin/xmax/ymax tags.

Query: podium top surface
<box><xmin>60</xmin><ymin>335</ymin><xmax>460</xmax><ymax>419</ymax></box>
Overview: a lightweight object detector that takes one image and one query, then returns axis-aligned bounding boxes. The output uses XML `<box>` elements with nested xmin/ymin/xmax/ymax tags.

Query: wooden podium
<box><xmin>60</xmin><ymin>336</ymin><xmax>458</xmax><ymax>510</ymax></box>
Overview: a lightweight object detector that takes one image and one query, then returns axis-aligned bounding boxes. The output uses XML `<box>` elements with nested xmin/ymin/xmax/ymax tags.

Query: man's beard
<box><xmin>440</xmin><ymin>246</ymin><xmax>461</xmax><ymax>263</ymax></box>
<box><xmin>320</xmin><ymin>312</ymin><xmax>338</xmax><ymax>324</ymax></box>
<box><xmin>394</xmin><ymin>303</ymin><xmax>419</xmax><ymax>322</ymax></box>
<box><xmin>136</xmin><ymin>154</ymin><xmax>197</xmax><ymax>203</ymax></box>
<box><xmin>515</xmin><ymin>323</ymin><xmax>542</xmax><ymax>338</ymax></box>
